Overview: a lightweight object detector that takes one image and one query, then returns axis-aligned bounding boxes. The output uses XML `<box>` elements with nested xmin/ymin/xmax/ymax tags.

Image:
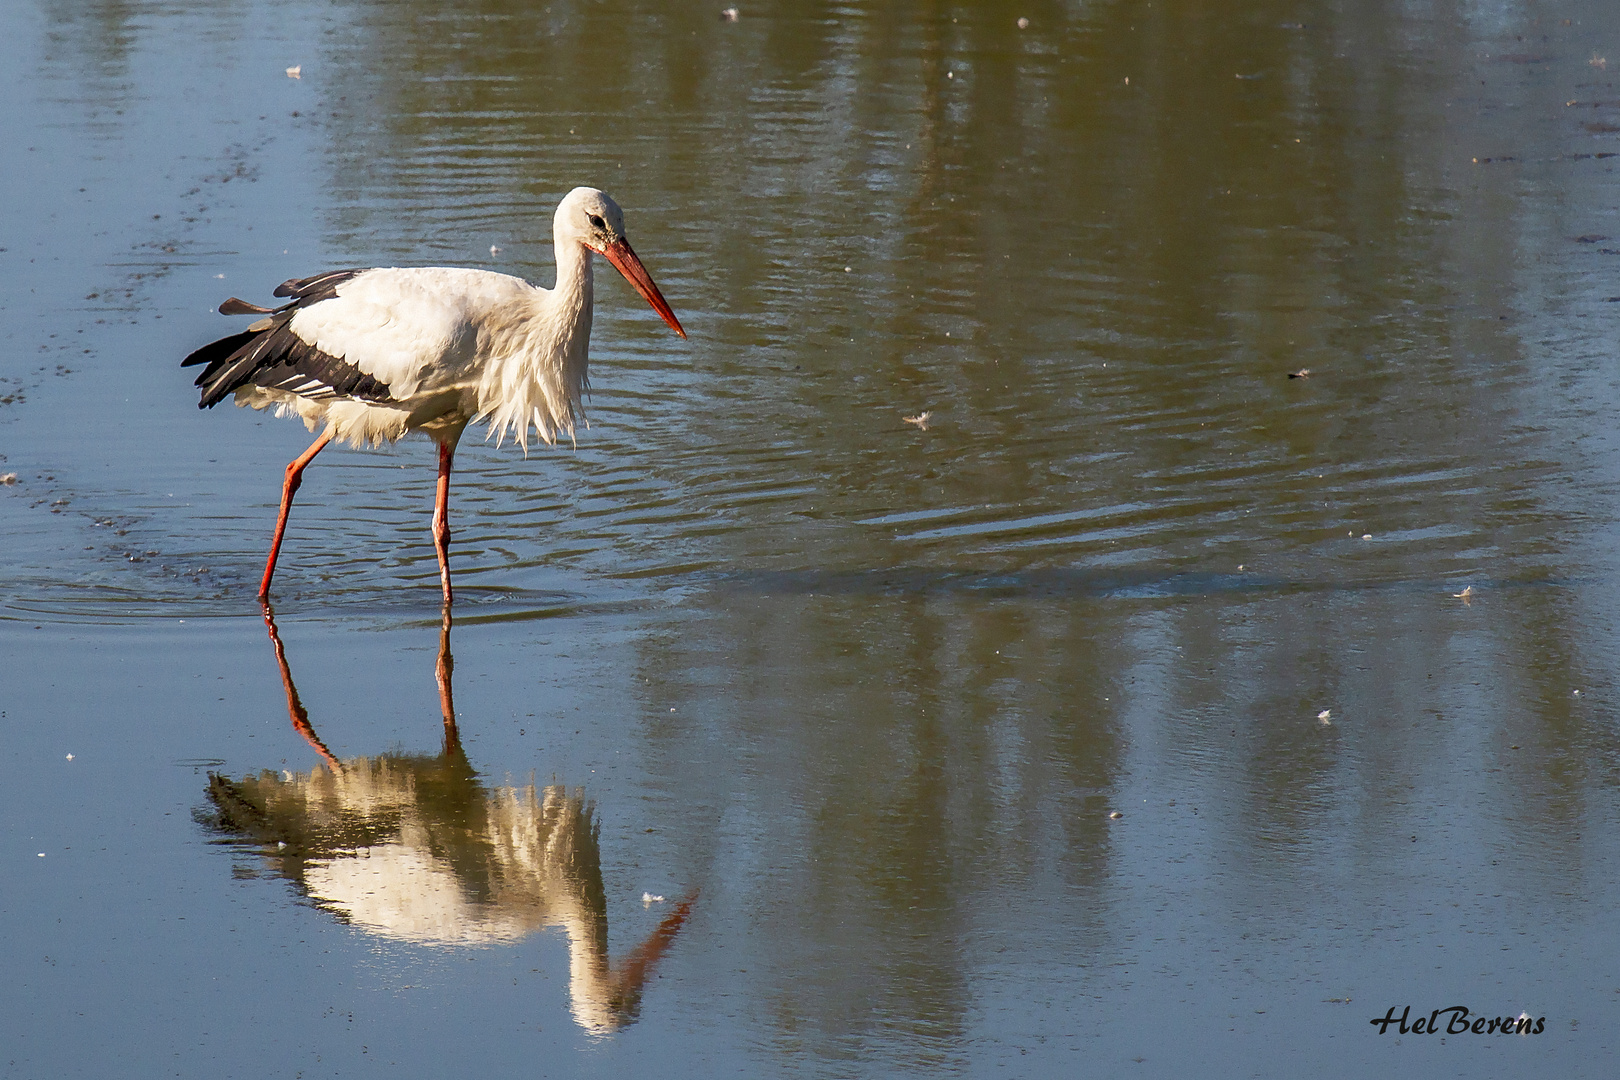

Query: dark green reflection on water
<box><xmin>293</xmin><ymin>0</ymin><xmax>1591</xmax><ymax>594</ymax></box>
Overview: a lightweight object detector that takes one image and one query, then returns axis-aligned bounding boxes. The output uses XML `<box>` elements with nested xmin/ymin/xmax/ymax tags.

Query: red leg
<box><xmin>258</xmin><ymin>431</ymin><xmax>332</xmax><ymax>600</ymax></box>
<box><xmin>436</xmin><ymin>601</ymin><xmax>460</xmax><ymax>756</ymax></box>
<box><xmin>260</xmin><ymin>601</ymin><xmax>341</xmax><ymax>769</ymax></box>
<box><xmin>432</xmin><ymin>441</ymin><xmax>454</xmax><ymax>605</ymax></box>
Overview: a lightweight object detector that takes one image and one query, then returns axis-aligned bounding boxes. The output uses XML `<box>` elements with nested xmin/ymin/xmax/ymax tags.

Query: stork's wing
<box><xmin>184</xmin><ymin>267</ymin><xmax>505</xmax><ymax>409</ymax></box>
<box><xmin>184</xmin><ymin>269</ymin><xmax>396</xmax><ymax>409</ymax></box>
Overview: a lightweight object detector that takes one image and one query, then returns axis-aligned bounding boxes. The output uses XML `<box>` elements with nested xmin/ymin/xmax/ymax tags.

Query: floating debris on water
<box><xmin>1017</xmin><ymin>17</ymin><xmax>1029</xmax><ymax>29</ymax></box>
<box><xmin>720</xmin><ymin>7</ymin><xmax>739</xmax><ymax>20</ymax></box>
<box><xmin>1453</xmin><ymin>585</ymin><xmax>1474</xmax><ymax>604</ymax></box>
<box><xmin>1108</xmin><ymin>810</ymin><xmax>1123</xmax><ymax>820</ymax></box>
<box><xmin>643</xmin><ymin>892</ymin><xmax>666</xmax><ymax>904</ymax></box>
<box><xmin>285</xmin><ymin>65</ymin><xmax>302</xmax><ymax>79</ymax></box>
<box><xmin>1288</xmin><ymin>368</ymin><xmax>1310</xmax><ymax>378</ymax></box>
<box><xmin>903</xmin><ymin>411</ymin><xmax>932</xmax><ymax>430</ymax></box>
<box><xmin>1318</xmin><ymin>710</ymin><xmax>1332</xmax><ymax>724</ymax></box>
<box><xmin>0</xmin><ymin>473</ymin><xmax>16</xmax><ymax>485</ymax></box>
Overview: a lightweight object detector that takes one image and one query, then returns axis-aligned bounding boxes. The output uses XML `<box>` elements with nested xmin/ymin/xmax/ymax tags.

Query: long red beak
<box><xmin>601</xmin><ymin>237</ymin><xmax>686</xmax><ymax>339</ymax></box>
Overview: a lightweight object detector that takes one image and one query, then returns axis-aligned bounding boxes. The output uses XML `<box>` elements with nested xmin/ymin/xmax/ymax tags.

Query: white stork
<box><xmin>182</xmin><ymin>187</ymin><xmax>686</xmax><ymax>604</ymax></box>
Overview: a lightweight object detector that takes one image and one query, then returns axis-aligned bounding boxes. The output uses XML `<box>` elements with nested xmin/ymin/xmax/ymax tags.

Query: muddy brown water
<box><xmin>4</xmin><ymin>0</ymin><xmax>1620</xmax><ymax>1076</ymax></box>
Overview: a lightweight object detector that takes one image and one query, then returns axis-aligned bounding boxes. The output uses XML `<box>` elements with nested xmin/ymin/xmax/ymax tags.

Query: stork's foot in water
<box><xmin>432</xmin><ymin>442</ymin><xmax>454</xmax><ymax>605</ymax></box>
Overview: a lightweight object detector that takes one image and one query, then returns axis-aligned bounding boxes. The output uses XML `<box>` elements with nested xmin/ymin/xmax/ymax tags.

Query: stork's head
<box><xmin>556</xmin><ymin>187</ymin><xmax>686</xmax><ymax>339</ymax></box>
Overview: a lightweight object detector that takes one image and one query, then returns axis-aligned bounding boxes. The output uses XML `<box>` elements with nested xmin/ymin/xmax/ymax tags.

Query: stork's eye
<box><xmin>587</xmin><ymin>213</ymin><xmax>606</xmax><ymax>230</ymax></box>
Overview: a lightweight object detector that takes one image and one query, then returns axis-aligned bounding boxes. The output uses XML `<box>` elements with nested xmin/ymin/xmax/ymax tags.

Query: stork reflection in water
<box><xmin>200</xmin><ymin>604</ymin><xmax>694</xmax><ymax>1035</ymax></box>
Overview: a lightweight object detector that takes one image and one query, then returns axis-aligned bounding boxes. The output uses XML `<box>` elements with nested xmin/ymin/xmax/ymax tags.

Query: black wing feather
<box><xmin>275</xmin><ymin>269</ymin><xmax>365</xmax><ymax>300</ymax></box>
<box><xmin>218</xmin><ymin>297</ymin><xmax>275</xmax><ymax>316</ymax></box>
<box><xmin>182</xmin><ymin>328</ymin><xmax>260</xmax><ymax>370</ymax></box>
<box><xmin>184</xmin><ymin>269</ymin><xmax>396</xmax><ymax>410</ymax></box>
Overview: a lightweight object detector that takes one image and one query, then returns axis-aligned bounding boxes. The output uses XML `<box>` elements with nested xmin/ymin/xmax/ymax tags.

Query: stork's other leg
<box><xmin>432</xmin><ymin>442</ymin><xmax>455</xmax><ymax>605</ymax></box>
<box><xmin>258</xmin><ymin>431</ymin><xmax>333</xmax><ymax>600</ymax></box>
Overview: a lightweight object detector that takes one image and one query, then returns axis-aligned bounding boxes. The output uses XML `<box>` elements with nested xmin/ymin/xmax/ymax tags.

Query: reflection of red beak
<box><xmin>600</xmin><ymin>237</ymin><xmax>687</xmax><ymax>339</ymax></box>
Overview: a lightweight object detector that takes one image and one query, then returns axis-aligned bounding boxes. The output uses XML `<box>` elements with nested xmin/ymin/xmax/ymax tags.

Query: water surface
<box><xmin>4</xmin><ymin>1</ymin><xmax>1620</xmax><ymax>1076</ymax></box>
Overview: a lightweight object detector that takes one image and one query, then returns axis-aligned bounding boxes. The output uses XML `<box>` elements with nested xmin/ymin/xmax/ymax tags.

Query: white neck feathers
<box><xmin>476</xmin><ymin>239</ymin><xmax>595</xmax><ymax>450</ymax></box>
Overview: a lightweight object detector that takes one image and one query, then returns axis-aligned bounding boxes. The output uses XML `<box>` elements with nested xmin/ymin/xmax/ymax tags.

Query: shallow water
<box><xmin>5</xmin><ymin>0</ymin><xmax>1620</xmax><ymax>1075</ymax></box>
